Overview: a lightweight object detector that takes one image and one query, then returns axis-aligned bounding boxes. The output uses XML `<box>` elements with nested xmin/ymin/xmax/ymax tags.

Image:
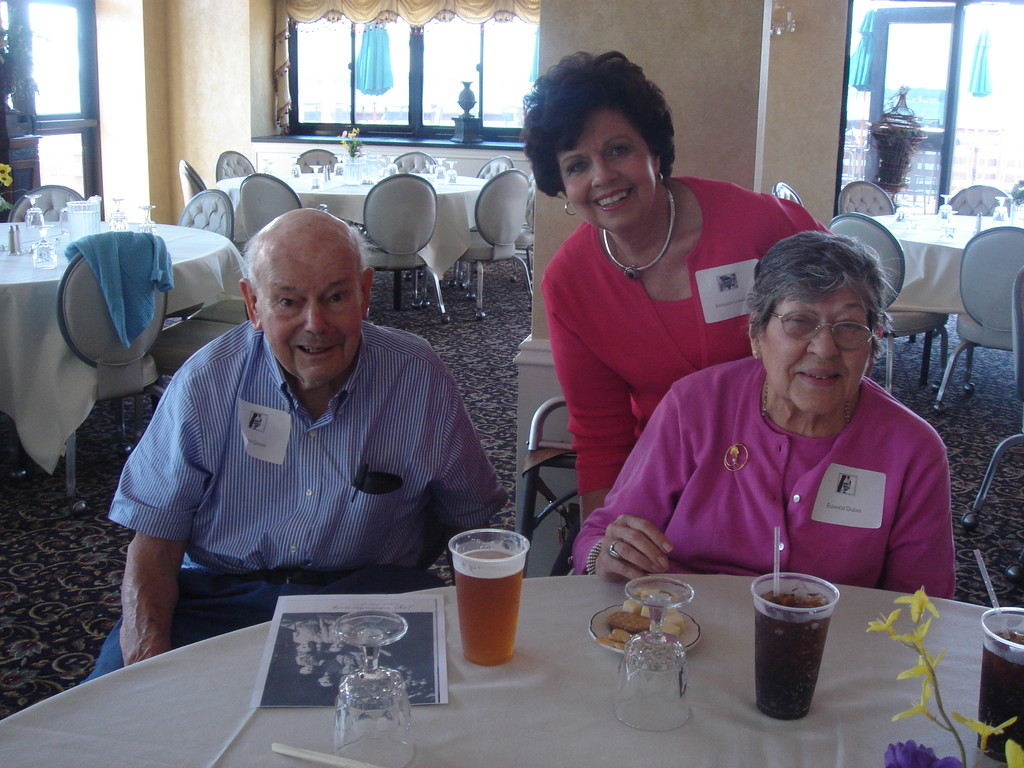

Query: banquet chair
<box><xmin>829</xmin><ymin>213</ymin><xmax>948</xmax><ymax>392</ymax></box>
<box><xmin>837</xmin><ymin>181</ymin><xmax>896</xmax><ymax>216</ymax></box>
<box><xmin>10</xmin><ymin>184</ymin><xmax>84</xmax><ymax>222</ymax></box>
<box><xmin>514</xmin><ymin>175</ymin><xmax>536</xmax><ymax>280</ymax></box>
<box><xmin>362</xmin><ymin>173</ymin><xmax>448</xmax><ymax>323</ymax></box>
<box><xmin>236</xmin><ymin>173</ymin><xmax>301</xmax><ymax>242</ymax></box>
<box><xmin>518</xmin><ymin>397</ymin><xmax>579</xmax><ymax>576</ymax></box>
<box><xmin>215</xmin><ymin>150</ymin><xmax>256</xmax><ymax>181</ymax></box>
<box><xmin>772</xmin><ymin>181</ymin><xmax>803</xmax><ymax>205</ymax></box>
<box><xmin>56</xmin><ymin>248</ymin><xmax>168</xmax><ymax>511</ymax></box>
<box><xmin>148</xmin><ymin>315</ymin><xmax>242</xmax><ymax>384</ymax></box>
<box><xmin>476</xmin><ymin>155</ymin><xmax>515</xmax><ymax>179</ymax></box>
<box><xmin>393</xmin><ymin>151</ymin><xmax>436</xmax><ymax>173</ymax></box>
<box><xmin>178</xmin><ymin>189</ymin><xmax>234</xmax><ymax>241</ymax></box>
<box><xmin>961</xmin><ymin>267</ymin><xmax>1024</xmax><ymax>583</ymax></box>
<box><xmin>458</xmin><ymin>169</ymin><xmax>531</xmax><ymax>320</ymax></box>
<box><xmin>178</xmin><ymin>159</ymin><xmax>207</xmax><ymax>207</ymax></box>
<box><xmin>948</xmin><ymin>184</ymin><xmax>1008</xmax><ymax>217</ymax></box>
<box><xmin>934</xmin><ymin>226</ymin><xmax>1024</xmax><ymax>411</ymax></box>
<box><xmin>296</xmin><ymin>149</ymin><xmax>338</xmax><ymax>173</ymax></box>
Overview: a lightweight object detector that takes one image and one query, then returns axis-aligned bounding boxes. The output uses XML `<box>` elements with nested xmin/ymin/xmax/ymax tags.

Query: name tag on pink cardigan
<box><xmin>694</xmin><ymin>259</ymin><xmax>758</xmax><ymax>323</ymax></box>
<box><xmin>811</xmin><ymin>463</ymin><xmax>885</xmax><ymax>529</ymax></box>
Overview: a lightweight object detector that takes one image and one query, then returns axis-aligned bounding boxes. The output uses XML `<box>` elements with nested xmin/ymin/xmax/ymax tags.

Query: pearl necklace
<box><xmin>600</xmin><ymin>186</ymin><xmax>675</xmax><ymax>281</ymax></box>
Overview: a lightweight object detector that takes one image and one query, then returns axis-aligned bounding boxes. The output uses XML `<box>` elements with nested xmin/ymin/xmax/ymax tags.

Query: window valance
<box><xmin>284</xmin><ymin>0</ymin><xmax>540</xmax><ymax>25</ymax></box>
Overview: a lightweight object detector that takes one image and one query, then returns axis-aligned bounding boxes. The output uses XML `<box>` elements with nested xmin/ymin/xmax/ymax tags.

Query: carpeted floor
<box><xmin>2</xmin><ymin>260</ymin><xmax>1023</xmax><ymax>719</ymax></box>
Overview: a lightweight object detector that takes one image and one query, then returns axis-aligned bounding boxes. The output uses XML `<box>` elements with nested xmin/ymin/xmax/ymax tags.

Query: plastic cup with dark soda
<box><xmin>978</xmin><ymin>607</ymin><xmax>1024</xmax><ymax>761</ymax></box>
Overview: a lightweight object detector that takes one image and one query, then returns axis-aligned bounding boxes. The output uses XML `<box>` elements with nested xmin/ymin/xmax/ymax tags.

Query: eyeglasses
<box><xmin>770</xmin><ymin>311</ymin><xmax>874</xmax><ymax>351</ymax></box>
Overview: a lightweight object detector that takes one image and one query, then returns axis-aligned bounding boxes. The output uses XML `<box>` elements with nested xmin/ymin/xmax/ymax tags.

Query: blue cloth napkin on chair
<box><xmin>64</xmin><ymin>232</ymin><xmax>174</xmax><ymax>348</ymax></box>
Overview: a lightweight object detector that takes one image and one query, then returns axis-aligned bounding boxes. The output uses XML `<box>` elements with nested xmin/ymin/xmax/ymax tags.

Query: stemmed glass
<box><xmin>31</xmin><ymin>226</ymin><xmax>59</xmax><ymax>270</ymax></box>
<box><xmin>334</xmin><ymin>158</ymin><xmax>346</xmax><ymax>178</ymax></box>
<box><xmin>290</xmin><ymin>157</ymin><xmax>302</xmax><ymax>179</ymax></box>
<box><xmin>310</xmin><ymin>165</ymin><xmax>323</xmax><ymax>190</ymax></box>
<box><xmin>333</xmin><ymin>610</ymin><xmax>414</xmax><ymax>768</ymax></box>
<box><xmin>23</xmin><ymin>194</ymin><xmax>44</xmax><ymax>240</ymax></box>
<box><xmin>137</xmin><ymin>205</ymin><xmax>158</xmax><ymax>235</ymax></box>
<box><xmin>108</xmin><ymin>198</ymin><xmax>130</xmax><ymax>232</ymax></box>
<box><xmin>994</xmin><ymin>196</ymin><xmax>1010</xmax><ymax>224</ymax></box>
<box><xmin>614</xmin><ymin>575</ymin><xmax>695</xmax><ymax>731</ymax></box>
<box><xmin>938</xmin><ymin>193</ymin><xmax>953</xmax><ymax>222</ymax></box>
<box><xmin>434</xmin><ymin>156</ymin><xmax>448</xmax><ymax>184</ymax></box>
<box><xmin>446</xmin><ymin>159</ymin><xmax>458</xmax><ymax>184</ymax></box>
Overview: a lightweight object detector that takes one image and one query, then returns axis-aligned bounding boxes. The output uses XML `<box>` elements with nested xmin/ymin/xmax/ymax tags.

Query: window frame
<box><xmin>286</xmin><ymin>16</ymin><xmax>526</xmax><ymax>143</ymax></box>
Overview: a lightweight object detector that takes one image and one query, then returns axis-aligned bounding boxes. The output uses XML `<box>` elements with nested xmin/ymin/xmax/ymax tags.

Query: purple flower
<box><xmin>884</xmin><ymin>741</ymin><xmax>963</xmax><ymax>768</ymax></box>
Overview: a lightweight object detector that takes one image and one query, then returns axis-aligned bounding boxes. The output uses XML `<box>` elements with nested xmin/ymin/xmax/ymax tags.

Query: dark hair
<box><xmin>521</xmin><ymin>51</ymin><xmax>675</xmax><ymax>197</ymax></box>
<box><xmin>747</xmin><ymin>230</ymin><xmax>892</xmax><ymax>356</ymax></box>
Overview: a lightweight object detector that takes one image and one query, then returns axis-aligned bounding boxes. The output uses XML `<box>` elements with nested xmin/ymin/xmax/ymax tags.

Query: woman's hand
<box><xmin>595</xmin><ymin>514</ymin><xmax>673</xmax><ymax>580</ymax></box>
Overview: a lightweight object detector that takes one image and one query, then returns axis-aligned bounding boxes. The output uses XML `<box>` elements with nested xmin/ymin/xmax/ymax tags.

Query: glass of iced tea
<box><xmin>978</xmin><ymin>607</ymin><xmax>1024</xmax><ymax>761</ymax></box>
<box><xmin>750</xmin><ymin>572</ymin><xmax>840</xmax><ymax>720</ymax></box>
<box><xmin>449</xmin><ymin>529</ymin><xmax>530</xmax><ymax>666</ymax></box>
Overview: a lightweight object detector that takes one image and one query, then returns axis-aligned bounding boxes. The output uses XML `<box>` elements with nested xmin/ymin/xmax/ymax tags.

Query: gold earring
<box><xmin>564</xmin><ymin>199</ymin><xmax>577</xmax><ymax>216</ymax></box>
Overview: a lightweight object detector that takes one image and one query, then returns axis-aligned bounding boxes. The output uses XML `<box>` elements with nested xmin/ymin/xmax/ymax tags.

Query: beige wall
<box><xmin>98</xmin><ymin>0</ymin><xmax>271</xmax><ymax>223</ymax></box>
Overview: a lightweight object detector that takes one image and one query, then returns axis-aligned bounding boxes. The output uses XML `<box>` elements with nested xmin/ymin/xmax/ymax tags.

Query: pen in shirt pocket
<box><xmin>350</xmin><ymin>462</ymin><xmax>403</xmax><ymax>500</ymax></box>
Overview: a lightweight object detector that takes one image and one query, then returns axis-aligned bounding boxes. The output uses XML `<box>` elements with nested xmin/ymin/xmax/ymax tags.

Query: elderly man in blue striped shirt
<box><xmin>87</xmin><ymin>208</ymin><xmax>507</xmax><ymax>678</ymax></box>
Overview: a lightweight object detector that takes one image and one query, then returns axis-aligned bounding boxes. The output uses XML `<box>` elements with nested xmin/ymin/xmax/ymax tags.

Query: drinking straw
<box><xmin>974</xmin><ymin>548</ymin><xmax>1010</xmax><ymax>636</ymax></box>
<box><xmin>773</xmin><ymin>526</ymin><xmax>781</xmax><ymax>596</ymax></box>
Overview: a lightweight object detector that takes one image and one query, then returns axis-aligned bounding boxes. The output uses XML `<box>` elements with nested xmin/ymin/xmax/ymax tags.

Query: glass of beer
<box><xmin>751</xmin><ymin>572</ymin><xmax>839</xmax><ymax>720</ymax></box>
<box><xmin>978</xmin><ymin>607</ymin><xmax>1024</xmax><ymax>761</ymax></box>
<box><xmin>449</xmin><ymin>529</ymin><xmax>530</xmax><ymax>666</ymax></box>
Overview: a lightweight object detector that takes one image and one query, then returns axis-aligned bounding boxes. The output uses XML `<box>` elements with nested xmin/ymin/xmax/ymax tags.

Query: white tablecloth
<box><xmin>0</xmin><ymin>574</ymin><xmax>996</xmax><ymax>768</ymax></box>
<box><xmin>876</xmin><ymin>214</ymin><xmax>997</xmax><ymax>315</ymax></box>
<box><xmin>0</xmin><ymin>224</ymin><xmax>245</xmax><ymax>472</ymax></box>
<box><xmin>218</xmin><ymin>174</ymin><xmax>486</xmax><ymax>279</ymax></box>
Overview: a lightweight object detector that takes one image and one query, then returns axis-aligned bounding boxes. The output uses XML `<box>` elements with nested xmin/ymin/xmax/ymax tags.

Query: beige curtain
<box><xmin>285</xmin><ymin>0</ymin><xmax>540</xmax><ymax>25</ymax></box>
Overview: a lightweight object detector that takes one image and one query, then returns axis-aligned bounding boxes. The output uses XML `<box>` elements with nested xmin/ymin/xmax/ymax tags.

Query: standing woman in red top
<box><xmin>522</xmin><ymin>50</ymin><xmax>826</xmax><ymax>521</ymax></box>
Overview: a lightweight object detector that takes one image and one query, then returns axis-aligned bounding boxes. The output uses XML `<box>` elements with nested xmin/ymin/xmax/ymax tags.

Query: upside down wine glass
<box><xmin>334</xmin><ymin>611</ymin><xmax>415</xmax><ymax>768</ymax></box>
<box><xmin>614</xmin><ymin>575</ymin><xmax>695</xmax><ymax>731</ymax></box>
<box><xmin>24</xmin><ymin>194</ymin><xmax>44</xmax><ymax>240</ymax></box>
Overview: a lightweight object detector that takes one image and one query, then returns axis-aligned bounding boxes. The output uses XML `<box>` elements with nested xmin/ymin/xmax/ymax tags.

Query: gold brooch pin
<box><xmin>724</xmin><ymin>443</ymin><xmax>749</xmax><ymax>471</ymax></box>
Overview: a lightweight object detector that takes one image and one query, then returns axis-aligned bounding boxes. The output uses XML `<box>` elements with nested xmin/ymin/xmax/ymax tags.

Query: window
<box><xmin>288</xmin><ymin>15</ymin><xmax>538</xmax><ymax>141</ymax></box>
<box><xmin>841</xmin><ymin>0</ymin><xmax>1024</xmax><ymax>211</ymax></box>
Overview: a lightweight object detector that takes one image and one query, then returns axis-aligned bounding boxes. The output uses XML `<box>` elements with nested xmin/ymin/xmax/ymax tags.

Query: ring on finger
<box><xmin>607</xmin><ymin>541</ymin><xmax>623</xmax><ymax>560</ymax></box>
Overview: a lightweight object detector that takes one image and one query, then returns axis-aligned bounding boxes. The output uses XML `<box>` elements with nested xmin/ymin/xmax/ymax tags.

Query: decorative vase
<box><xmin>343</xmin><ymin>156</ymin><xmax>364</xmax><ymax>185</ymax></box>
<box><xmin>458</xmin><ymin>82</ymin><xmax>476</xmax><ymax>116</ymax></box>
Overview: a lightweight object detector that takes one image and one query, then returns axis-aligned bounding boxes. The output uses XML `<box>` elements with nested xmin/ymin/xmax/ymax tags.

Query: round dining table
<box><xmin>875</xmin><ymin>213</ymin><xmax>1004</xmax><ymax>315</ymax></box>
<box><xmin>0</xmin><ymin>223</ymin><xmax>244</xmax><ymax>473</ymax></box>
<box><xmin>218</xmin><ymin>173</ymin><xmax>487</xmax><ymax>280</ymax></box>
<box><xmin>0</xmin><ymin>573</ymin><xmax>998</xmax><ymax>768</ymax></box>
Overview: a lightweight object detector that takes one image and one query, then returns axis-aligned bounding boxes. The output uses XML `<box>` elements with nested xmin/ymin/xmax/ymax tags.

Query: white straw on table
<box><xmin>973</xmin><ymin>548</ymin><xmax>1010</xmax><ymax>636</ymax></box>
<box><xmin>271</xmin><ymin>742</ymin><xmax>388</xmax><ymax>768</ymax></box>
<box><xmin>772</xmin><ymin>526</ymin><xmax>781</xmax><ymax>595</ymax></box>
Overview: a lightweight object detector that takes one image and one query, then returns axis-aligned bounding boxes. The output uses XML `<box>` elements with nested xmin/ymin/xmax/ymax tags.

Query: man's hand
<box><xmin>119</xmin><ymin>533</ymin><xmax>186</xmax><ymax>666</ymax></box>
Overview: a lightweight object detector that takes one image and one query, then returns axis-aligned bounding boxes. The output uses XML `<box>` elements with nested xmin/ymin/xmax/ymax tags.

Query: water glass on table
<box><xmin>614</xmin><ymin>575</ymin><xmax>695</xmax><ymax>731</ymax></box>
<box><xmin>977</xmin><ymin>607</ymin><xmax>1024</xmax><ymax>761</ymax></box>
<box><xmin>750</xmin><ymin>572</ymin><xmax>839</xmax><ymax>720</ymax></box>
<box><xmin>449</xmin><ymin>529</ymin><xmax>530</xmax><ymax>666</ymax></box>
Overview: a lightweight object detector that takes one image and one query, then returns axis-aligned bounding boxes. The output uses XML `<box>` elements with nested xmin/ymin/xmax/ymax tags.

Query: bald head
<box><xmin>245</xmin><ymin>208</ymin><xmax>368</xmax><ymax>289</ymax></box>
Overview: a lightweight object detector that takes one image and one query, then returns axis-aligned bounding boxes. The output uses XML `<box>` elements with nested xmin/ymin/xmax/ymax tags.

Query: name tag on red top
<box><xmin>694</xmin><ymin>259</ymin><xmax>758</xmax><ymax>323</ymax></box>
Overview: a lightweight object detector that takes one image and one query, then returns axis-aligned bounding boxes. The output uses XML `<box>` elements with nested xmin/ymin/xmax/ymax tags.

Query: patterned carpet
<box><xmin>2</xmin><ymin>260</ymin><xmax>1022</xmax><ymax>719</ymax></box>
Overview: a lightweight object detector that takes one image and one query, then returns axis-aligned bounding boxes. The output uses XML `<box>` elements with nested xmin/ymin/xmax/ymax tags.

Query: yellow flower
<box><xmin>1007</xmin><ymin>739</ymin><xmax>1024</xmax><ymax>768</ymax></box>
<box><xmin>954</xmin><ymin>713</ymin><xmax>1020</xmax><ymax>752</ymax></box>
<box><xmin>0</xmin><ymin>162</ymin><xmax>12</xmax><ymax>187</ymax></box>
<box><xmin>868</xmin><ymin>609</ymin><xmax>902</xmax><ymax>634</ymax></box>
<box><xmin>892</xmin><ymin>679</ymin><xmax>933</xmax><ymax>722</ymax></box>
<box><xmin>895</xmin><ymin>589</ymin><xmax>939</xmax><ymax>623</ymax></box>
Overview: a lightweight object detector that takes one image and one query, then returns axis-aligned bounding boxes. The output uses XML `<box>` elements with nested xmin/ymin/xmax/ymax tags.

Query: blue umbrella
<box><xmin>356</xmin><ymin>23</ymin><xmax>393</xmax><ymax>97</ymax></box>
<box><xmin>968</xmin><ymin>29</ymin><xmax>992</xmax><ymax>97</ymax></box>
<box><xmin>849</xmin><ymin>10</ymin><xmax>875</xmax><ymax>92</ymax></box>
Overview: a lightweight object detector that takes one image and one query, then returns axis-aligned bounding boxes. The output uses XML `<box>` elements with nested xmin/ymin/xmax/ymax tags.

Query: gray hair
<box><xmin>747</xmin><ymin>230</ymin><xmax>892</xmax><ymax>356</ymax></box>
<box><xmin>242</xmin><ymin>211</ymin><xmax>370</xmax><ymax>283</ymax></box>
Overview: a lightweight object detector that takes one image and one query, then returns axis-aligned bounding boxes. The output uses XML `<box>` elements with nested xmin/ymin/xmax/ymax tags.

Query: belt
<box><xmin>231</xmin><ymin>567</ymin><xmax>355</xmax><ymax>586</ymax></box>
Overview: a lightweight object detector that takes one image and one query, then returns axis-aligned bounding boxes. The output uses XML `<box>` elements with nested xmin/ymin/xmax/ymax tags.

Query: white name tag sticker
<box><xmin>238</xmin><ymin>398</ymin><xmax>291</xmax><ymax>465</ymax></box>
<box><xmin>811</xmin><ymin>463</ymin><xmax>885</xmax><ymax>529</ymax></box>
<box><xmin>694</xmin><ymin>259</ymin><xmax>758</xmax><ymax>323</ymax></box>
